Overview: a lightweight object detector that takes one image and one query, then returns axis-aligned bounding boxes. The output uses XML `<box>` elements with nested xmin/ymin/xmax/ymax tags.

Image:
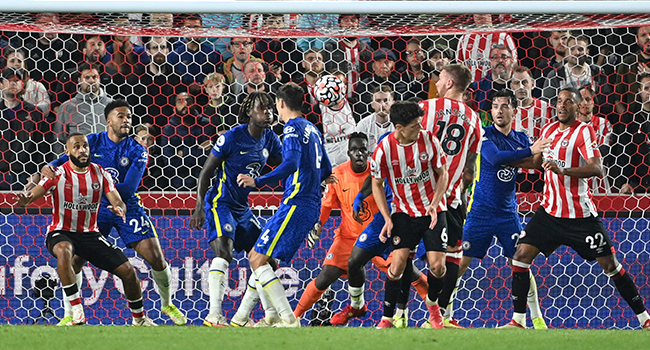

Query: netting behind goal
<box><xmin>1</xmin><ymin>11</ymin><xmax>650</xmax><ymax>328</ymax></box>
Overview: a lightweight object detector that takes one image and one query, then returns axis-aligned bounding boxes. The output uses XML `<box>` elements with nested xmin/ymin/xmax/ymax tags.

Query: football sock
<box><xmin>349</xmin><ymin>284</ymin><xmax>365</xmax><ymax>309</ymax></box>
<box><xmin>63</xmin><ymin>272</ymin><xmax>83</xmax><ymax>317</ymax></box>
<box><xmin>151</xmin><ymin>264</ymin><xmax>173</xmax><ymax>308</ymax></box>
<box><xmin>443</xmin><ymin>276</ymin><xmax>461</xmax><ymax>319</ymax></box>
<box><xmin>294</xmin><ymin>280</ymin><xmax>326</xmax><ymax>318</ymax></box>
<box><xmin>607</xmin><ymin>265</ymin><xmax>647</xmax><ymax>315</ymax></box>
<box><xmin>527</xmin><ymin>270</ymin><xmax>543</xmax><ymax>319</ymax></box>
<box><xmin>396</xmin><ymin>258</ymin><xmax>415</xmax><ymax>310</ymax></box>
<box><xmin>636</xmin><ymin>311</ymin><xmax>650</xmax><ymax>325</ymax></box>
<box><xmin>255</xmin><ymin>264</ymin><xmax>295</xmax><ymax>322</ymax></box>
<box><xmin>383</xmin><ymin>271</ymin><xmax>402</xmax><ymax>318</ymax></box>
<box><xmin>256</xmin><ymin>279</ymin><xmax>278</xmax><ymax>320</ymax></box>
<box><xmin>511</xmin><ymin>261</ymin><xmax>531</xmax><ymax>314</ymax></box>
<box><xmin>62</xmin><ymin>283</ymin><xmax>81</xmax><ymax>307</ymax></box>
<box><xmin>207</xmin><ymin>258</ymin><xmax>229</xmax><ymax>315</ymax></box>
<box><xmin>513</xmin><ymin>312</ymin><xmax>526</xmax><ymax>326</ymax></box>
<box><xmin>232</xmin><ymin>274</ymin><xmax>260</xmax><ymax>321</ymax></box>
<box><xmin>426</xmin><ymin>270</ymin><xmax>445</xmax><ymax>304</ymax></box>
<box><xmin>411</xmin><ymin>271</ymin><xmax>429</xmax><ymax>301</ymax></box>
<box><xmin>437</xmin><ymin>255</ymin><xmax>460</xmax><ymax>315</ymax></box>
<box><xmin>128</xmin><ymin>297</ymin><xmax>145</xmax><ymax>319</ymax></box>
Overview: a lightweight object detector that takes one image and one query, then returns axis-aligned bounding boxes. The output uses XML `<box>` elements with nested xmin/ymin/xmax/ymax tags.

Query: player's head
<box><xmin>638</xmin><ymin>73</ymin><xmax>650</xmax><ymax>104</ymax></box>
<box><xmin>510</xmin><ymin>66</ymin><xmax>534</xmax><ymax>102</ymax></box>
<box><xmin>391</xmin><ymin>101</ymin><xmax>424</xmax><ymax>143</ymax></box>
<box><xmin>371</xmin><ymin>85</ymin><xmax>394</xmax><ymax>118</ymax></box>
<box><xmin>437</xmin><ymin>63</ymin><xmax>472</xmax><ymax>97</ymax></box>
<box><xmin>239</xmin><ymin>91</ymin><xmax>275</xmax><ymax>128</ymax></box>
<box><xmin>66</xmin><ymin>133</ymin><xmax>90</xmax><ymax>168</ymax></box>
<box><xmin>578</xmin><ymin>86</ymin><xmax>596</xmax><ymax>118</ymax></box>
<box><xmin>491</xmin><ymin>89</ymin><xmax>517</xmax><ymax>129</ymax></box>
<box><xmin>104</xmin><ymin>99</ymin><xmax>132</xmax><ymax>139</ymax></box>
<box><xmin>276</xmin><ymin>82</ymin><xmax>303</xmax><ymax>121</ymax></box>
<box><xmin>347</xmin><ymin>132</ymin><xmax>369</xmax><ymax>173</ymax></box>
<box><xmin>556</xmin><ymin>87</ymin><xmax>582</xmax><ymax>124</ymax></box>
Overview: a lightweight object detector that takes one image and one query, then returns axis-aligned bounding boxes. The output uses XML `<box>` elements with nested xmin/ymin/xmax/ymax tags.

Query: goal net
<box><xmin>1</xmin><ymin>8</ymin><xmax>649</xmax><ymax>328</ymax></box>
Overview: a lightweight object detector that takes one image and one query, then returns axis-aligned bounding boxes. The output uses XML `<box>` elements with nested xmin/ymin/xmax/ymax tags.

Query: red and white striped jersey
<box><xmin>513</xmin><ymin>98</ymin><xmax>555</xmax><ymax>175</ymax></box>
<box><xmin>39</xmin><ymin>162</ymin><xmax>116</xmax><ymax>233</ymax></box>
<box><xmin>587</xmin><ymin>115</ymin><xmax>612</xmax><ymax>146</ymax></box>
<box><xmin>540</xmin><ymin>120</ymin><xmax>601</xmax><ymax>218</ymax></box>
<box><xmin>457</xmin><ymin>32</ymin><xmax>518</xmax><ymax>82</ymax></box>
<box><xmin>371</xmin><ymin>130</ymin><xmax>448</xmax><ymax>217</ymax></box>
<box><xmin>419</xmin><ymin>97</ymin><xmax>484</xmax><ymax>208</ymax></box>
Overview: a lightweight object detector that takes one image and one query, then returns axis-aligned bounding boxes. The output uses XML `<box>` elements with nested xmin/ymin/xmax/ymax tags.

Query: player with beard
<box><xmin>40</xmin><ymin>100</ymin><xmax>187</xmax><ymax>326</ymax></box>
<box><xmin>578</xmin><ymin>86</ymin><xmax>612</xmax><ymax>194</ymax></box>
<box><xmin>16</xmin><ymin>133</ymin><xmax>156</xmax><ymax>326</ymax></box>
<box><xmin>472</xmin><ymin>44</ymin><xmax>516</xmax><ymax>111</ymax></box>
<box><xmin>189</xmin><ymin>91</ymin><xmax>282</xmax><ymax>327</ymax></box>
<box><xmin>615</xmin><ymin>26</ymin><xmax>650</xmax><ymax>114</ymax></box>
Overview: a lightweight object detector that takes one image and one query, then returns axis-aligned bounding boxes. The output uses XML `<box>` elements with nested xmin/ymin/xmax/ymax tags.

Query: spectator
<box><xmin>615</xmin><ymin>25</ymin><xmax>650</xmax><ymax>114</ymax></box>
<box><xmin>232</xmin><ymin>60</ymin><xmax>280</xmax><ymax>133</ymax></box>
<box><xmin>542</xmin><ymin>35</ymin><xmax>610</xmax><ymax>106</ymax></box>
<box><xmin>255</xmin><ymin>14</ymin><xmax>302</xmax><ymax>81</ymax></box>
<box><xmin>201</xmin><ymin>72</ymin><xmax>235</xmax><ymax>133</ymax></box>
<box><xmin>105</xmin><ymin>17</ymin><xmax>146</xmax><ymax>76</ymax></box>
<box><xmin>56</xmin><ymin>62</ymin><xmax>112</xmax><ymax>148</ymax></box>
<box><xmin>2</xmin><ymin>47</ymin><xmax>50</xmax><ymax>114</ymax></box>
<box><xmin>356</xmin><ymin>48</ymin><xmax>408</xmax><ymax>115</ymax></box>
<box><xmin>217</xmin><ymin>37</ymin><xmax>261</xmax><ymax>95</ymax></box>
<box><xmin>534</xmin><ymin>30</ymin><xmax>569</xmax><ymax>79</ymax></box>
<box><xmin>615</xmin><ymin>73</ymin><xmax>650</xmax><ymax>194</ymax></box>
<box><xmin>456</xmin><ymin>13</ymin><xmax>518</xmax><ymax>82</ymax></box>
<box><xmin>133</xmin><ymin>123</ymin><xmax>161</xmax><ymax>191</ymax></box>
<box><xmin>401</xmin><ymin>38</ymin><xmax>431</xmax><ymax>101</ymax></box>
<box><xmin>0</xmin><ymin>67</ymin><xmax>46</xmax><ymax>189</ymax></box>
<box><xmin>472</xmin><ymin>43</ymin><xmax>516</xmax><ymax>111</ymax></box>
<box><xmin>294</xmin><ymin>49</ymin><xmax>326</xmax><ymax>131</ymax></box>
<box><xmin>161</xmin><ymin>92</ymin><xmax>216</xmax><ymax>191</ymax></box>
<box><xmin>167</xmin><ymin>14</ymin><xmax>222</xmax><ymax>89</ymax></box>
<box><xmin>427</xmin><ymin>45</ymin><xmax>454</xmax><ymax>99</ymax></box>
<box><xmin>579</xmin><ymin>85</ymin><xmax>613</xmax><ymax>194</ymax></box>
<box><xmin>355</xmin><ymin>85</ymin><xmax>395</xmax><ymax>151</ymax></box>
<box><xmin>320</xmin><ymin>74</ymin><xmax>357</xmax><ymax>167</ymax></box>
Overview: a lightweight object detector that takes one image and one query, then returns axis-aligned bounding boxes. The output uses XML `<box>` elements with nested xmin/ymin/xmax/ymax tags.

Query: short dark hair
<box><xmin>238</xmin><ymin>91</ymin><xmax>275</xmax><ymax>124</ymax></box>
<box><xmin>348</xmin><ymin>132</ymin><xmax>368</xmax><ymax>145</ymax></box>
<box><xmin>639</xmin><ymin>72</ymin><xmax>650</xmax><ymax>82</ymax></box>
<box><xmin>174</xmin><ymin>13</ymin><xmax>203</xmax><ymax>27</ymax></box>
<box><xmin>442</xmin><ymin>63</ymin><xmax>473</xmax><ymax>92</ymax></box>
<box><xmin>104</xmin><ymin>99</ymin><xmax>131</xmax><ymax>120</ymax></box>
<box><xmin>560</xmin><ymin>87</ymin><xmax>582</xmax><ymax>104</ymax></box>
<box><xmin>276</xmin><ymin>82</ymin><xmax>303</xmax><ymax>112</ymax></box>
<box><xmin>492</xmin><ymin>89</ymin><xmax>517</xmax><ymax>108</ymax></box>
<box><xmin>66</xmin><ymin>132</ymin><xmax>86</xmax><ymax>145</ymax></box>
<box><xmin>390</xmin><ymin>101</ymin><xmax>424</xmax><ymax>127</ymax></box>
<box><xmin>78</xmin><ymin>62</ymin><xmax>100</xmax><ymax>75</ymax></box>
<box><xmin>578</xmin><ymin>85</ymin><xmax>596</xmax><ymax>97</ymax></box>
<box><xmin>371</xmin><ymin>85</ymin><xmax>393</xmax><ymax>95</ymax></box>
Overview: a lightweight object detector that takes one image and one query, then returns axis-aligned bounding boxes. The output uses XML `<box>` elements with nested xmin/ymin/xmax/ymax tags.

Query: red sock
<box><xmin>294</xmin><ymin>280</ymin><xmax>326</xmax><ymax>317</ymax></box>
<box><xmin>411</xmin><ymin>272</ymin><xmax>429</xmax><ymax>300</ymax></box>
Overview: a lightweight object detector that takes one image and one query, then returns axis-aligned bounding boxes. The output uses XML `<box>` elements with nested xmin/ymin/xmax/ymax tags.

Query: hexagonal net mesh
<box><xmin>0</xmin><ymin>11</ymin><xmax>649</xmax><ymax>328</ymax></box>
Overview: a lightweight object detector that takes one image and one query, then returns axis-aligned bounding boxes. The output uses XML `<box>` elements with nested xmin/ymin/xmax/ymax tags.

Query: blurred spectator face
<box><xmin>1</xmin><ymin>76</ymin><xmax>24</xmax><ymax>99</ymax></box>
<box><xmin>243</xmin><ymin>61</ymin><xmax>265</xmax><ymax>85</ymax></box>
<box><xmin>183</xmin><ymin>18</ymin><xmax>202</xmax><ymax>42</ymax></box>
<box><xmin>510</xmin><ymin>70</ymin><xmax>534</xmax><ymax>101</ymax></box>
<box><xmin>430</xmin><ymin>51</ymin><xmax>450</xmax><ymax>72</ymax></box>
<box><xmin>339</xmin><ymin>15</ymin><xmax>360</xmax><ymax>28</ymax></box>
<box><xmin>204</xmin><ymin>81</ymin><xmax>224</xmax><ymax>99</ymax></box>
<box><xmin>566</xmin><ymin>38</ymin><xmax>589</xmax><ymax>66</ymax></box>
<box><xmin>6</xmin><ymin>52</ymin><xmax>25</xmax><ymax>69</ymax></box>
<box><xmin>372</xmin><ymin>58</ymin><xmax>394</xmax><ymax>79</ymax></box>
<box><xmin>35</xmin><ymin>13</ymin><xmax>59</xmax><ymax>41</ymax></box>
<box><xmin>406</xmin><ymin>42</ymin><xmax>426</xmax><ymax>70</ymax></box>
<box><xmin>135</xmin><ymin>127</ymin><xmax>154</xmax><ymax>149</ymax></box>
<box><xmin>175</xmin><ymin>92</ymin><xmax>194</xmax><ymax>115</ymax></box>
<box><xmin>638</xmin><ymin>76</ymin><xmax>650</xmax><ymax>104</ymax></box>
<box><xmin>302</xmin><ymin>51</ymin><xmax>324</xmax><ymax>75</ymax></box>
<box><xmin>637</xmin><ymin>26</ymin><xmax>650</xmax><ymax>55</ymax></box>
<box><xmin>83</xmin><ymin>36</ymin><xmax>107</xmax><ymax>63</ymax></box>
<box><xmin>473</xmin><ymin>14</ymin><xmax>493</xmax><ymax>26</ymax></box>
<box><xmin>147</xmin><ymin>37</ymin><xmax>170</xmax><ymax>65</ymax></box>
<box><xmin>371</xmin><ymin>91</ymin><xmax>394</xmax><ymax>117</ymax></box>
<box><xmin>150</xmin><ymin>13</ymin><xmax>174</xmax><ymax>27</ymax></box>
<box><xmin>230</xmin><ymin>37</ymin><xmax>255</xmax><ymax>63</ymax></box>
<box><xmin>264</xmin><ymin>15</ymin><xmax>285</xmax><ymax>29</ymax></box>
<box><xmin>490</xmin><ymin>47</ymin><xmax>515</xmax><ymax>79</ymax></box>
<box><xmin>549</xmin><ymin>31</ymin><xmax>569</xmax><ymax>56</ymax></box>
<box><xmin>579</xmin><ymin>88</ymin><xmax>595</xmax><ymax>117</ymax></box>
<box><xmin>78</xmin><ymin>68</ymin><xmax>100</xmax><ymax>94</ymax></box>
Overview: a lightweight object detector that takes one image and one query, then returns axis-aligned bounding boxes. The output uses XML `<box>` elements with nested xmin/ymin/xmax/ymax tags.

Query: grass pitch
<box><xmin>2</xmin><ymin>325</ymin><xmax>648</xmax><ymax>350</ymax></box>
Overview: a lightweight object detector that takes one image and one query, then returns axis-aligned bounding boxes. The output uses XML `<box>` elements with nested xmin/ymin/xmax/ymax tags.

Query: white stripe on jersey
<box><xmin>514</xmin><ymin>98</ymin><xmax>555</xmax><ymax>174</ymax></box>
<box><xmin>69</xmin><ymin>169</ymin><xmax>80</xmax><ymax>231</ymax></box>
<box><xmin>457</xmin><ymin>32</ymin><xmax>518</xmax><ymax>81</ymax></box>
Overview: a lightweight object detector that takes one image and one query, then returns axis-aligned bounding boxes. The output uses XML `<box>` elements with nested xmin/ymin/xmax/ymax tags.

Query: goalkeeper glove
<box><xmin>307</xmin><ymin>221</ymin><xmax>323</xmax><ymax>249</ymax></box>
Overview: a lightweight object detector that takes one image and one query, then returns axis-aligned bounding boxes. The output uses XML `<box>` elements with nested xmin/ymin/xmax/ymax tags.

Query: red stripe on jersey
<box><xmin>588</xmin><ymin>116</ymin><xmax>612</xmax><ymax>146</ymax></box>
<box><xmin>540</xmin><ymin>121</ymin><xmax>600</xmax><ymax>218</ymax></box>
<box><xmin>419</xmin><ymin>97</ymin><xmax>483</xmax><ymax>209</ymax></box>
<box><xmin>514</xmin><ymin>98</ymin><xmax>555</xmax><ymax>174</ymax></box>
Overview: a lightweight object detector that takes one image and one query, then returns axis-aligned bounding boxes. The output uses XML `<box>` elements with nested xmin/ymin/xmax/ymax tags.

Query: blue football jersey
<box><xmin>281</xmin><ymin>117</ymin><xmax>330</xmax><ymax>205</ymax></box>
<box><xmin>207</xmin><ymin>125</ymin><xmax>282</xmax><ymax>209</ymax></box>
<box><xmin>468</xmin><ymin>125</ymin><xmax>532</xmax><ymax>215</ymax></box>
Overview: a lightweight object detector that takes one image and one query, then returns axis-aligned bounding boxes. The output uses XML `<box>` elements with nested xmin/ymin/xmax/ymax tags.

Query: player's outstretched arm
<box><xmin>14</xmin><ymin>185</ymin><xmax>47</xmax><ymax>207</ymax></box>
<box><xmin>246</xmin><ymin>149</ymin><xmax>300</xmax><ymax>188</ymax></box>
<box><xmin>543</xmin><ymin>156</ymin><xmax>603</xmax><ymax>178</ymax></box>
<box><xmin>372</xmin><ymin>177</ymin><xmax>392</xmax><ymax>242</ymax></box>
<box><xmin>190</xmin><ymin>153</ymin><xmax>222</xmax><ymax>229</ymax></box>
<box><xmin>511</xmin><ymin>138</ymin><xmax>552</xmax><ymax>169</ymax></box>
<box><xmin>106</xmin><ymin>190</ymin><xmax>127</xmax><ymax>223</ymax></box>
<box><xmin>426</xmin><ymin>164</ymin><xmax>449</xmax><ymax>229</ymax></box>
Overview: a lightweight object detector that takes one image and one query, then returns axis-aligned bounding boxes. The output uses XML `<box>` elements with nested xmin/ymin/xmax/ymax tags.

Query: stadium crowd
<box><xmin>1</xmin><ymin>12</ymin><xmax>650</xmax><ymax>194</ymax></box>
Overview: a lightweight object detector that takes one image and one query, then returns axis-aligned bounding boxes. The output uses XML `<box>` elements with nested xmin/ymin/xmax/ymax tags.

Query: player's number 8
<box><xmin>436</xmin><ymin>121</ymin><xmax>466</xmax><ymax>156</ymax></box>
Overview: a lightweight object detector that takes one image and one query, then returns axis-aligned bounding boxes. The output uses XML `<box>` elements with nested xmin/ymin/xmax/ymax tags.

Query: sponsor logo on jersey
<box><xmin>395</xmin><ymin>169</ymin><xmax>430</xmax><ymax>185</ymax></box>
<box><xmin>63</xmin><ymin>201</ymin><xmax>99</xmax><ymax>211</ymax></box>
<box><xmin>93</xmin><ymin>153</ymin><xmax>103</xmax><ymax>157</ymax></box>
<box><xmin>284</xmin><ymin>126</ymin><xmax>295</xmax><ymax>134</ymax></box>
<box><xmin>120</xmin><ymin>157</ymin><xmax>129</xmax><ymax>166</ymax></box>
<box><xmin>240</xmin><ymin>151</ymin><xmax>248</xmax><ymax>155</ymax></box>
<box><xmin>497</xmin><ymin>166</ymin><xmax>516</xmax><ymax>182</ymax></box>
<box><xmin>105</xmin><ymin>167</ymin><xmax>120</xmax><ymax>184</ymax></box>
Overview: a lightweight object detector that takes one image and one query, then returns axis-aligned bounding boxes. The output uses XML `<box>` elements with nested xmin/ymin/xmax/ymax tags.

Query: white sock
<box><xmin>395</xmin><ymin>307</ymin><xmax>408</xmax><ymax>319</ymax></box>
<box><xmin>64</xmin><ymin>272</ymin><xmax>83</xmax><ymax>317</ymax></box>
<box><xmin>151</xmin><ymin>265</ymin><xmax>172</xmax><ymax>308</ymax></box>
<box><xmin>349</xmin><ymin>284</ymin><xmax>365</xmax><ymax>309</ymax></box>
<box><xmin>233</xmin><ymin>273</ymin><xmax>260</xmax><ymax>322</ymax></box>
<box><xmin>527</xmin><ymin>271</ymin><xmax>543</xmax><ymax>319</ymax></box>
<box><xmin>255</xmin><ymin>264</ymin><xmax>294</xmax><ymax>323</ymax></box>
<box><xmin>207</xmin><ymin>258</ymin><xmax>229</xmax><ymax>315</ymax></box>
<box><xmin>425</xmin><ymin>296</ymin><xmax>438</xmax><ymax>306</ymax></box>
<box><xmin>513</xmin><ymin>312</ymin><xmax>526</xmax><ymax>326</ymax></box>
<box><xmin>637</xmin><ymin>311</ymin><xmax>650</xmax><ymax>325</ymax></box>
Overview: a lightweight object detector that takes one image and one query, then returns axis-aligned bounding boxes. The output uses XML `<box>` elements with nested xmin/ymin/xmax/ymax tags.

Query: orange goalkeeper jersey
<box><xmin>320</xmin><ymin>160</ymin><xmax>379</xmax><ymax>240</ymax></box>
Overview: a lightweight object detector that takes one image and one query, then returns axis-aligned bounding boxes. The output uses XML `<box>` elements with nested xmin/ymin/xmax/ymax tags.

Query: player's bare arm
<box><xmin>105</xmin><ymin>190</ymin><xmax>127</xmax><ymax>223</ymax></box>
<box><xmin>543</xmin><ymin>155</ymin><xmax>602</xmax><ymax>178</ymax></box>
<box><xmin>14</xmin><ymin>185</ymin><xmax>47</xmax><ymax>207</ymax></box>
<box><xmin>190</xmin><ymin>153</ymin><xmax>222</xmax><ymax>229</ymax></box>
<box><xmin>426</xmin><ymin>164</ymin><xmax>449</xmax><ymax>229</ymax></box>
<box><xmin>373</xmin><ymin>177</ymin><xmax>393</xmax><ymax>243</ymax></box>
<box><xmin>461</xmin><ymin>152</ymin><xmax>477</xmax><ymax>192</ymax></box>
